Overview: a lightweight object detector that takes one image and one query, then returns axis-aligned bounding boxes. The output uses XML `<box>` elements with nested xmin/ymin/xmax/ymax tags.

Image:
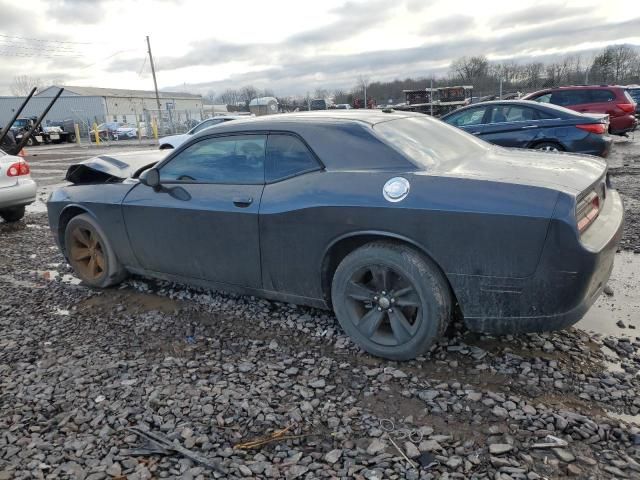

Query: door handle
<box><xmin>233</xmin><ymin>196</ymin><xmax>253</xmax><ymax>207</ymax></box>
<box><xmin>471</xmin><ymin>131</ymin><xmax>481</xmax><ymax>135</ymax></box>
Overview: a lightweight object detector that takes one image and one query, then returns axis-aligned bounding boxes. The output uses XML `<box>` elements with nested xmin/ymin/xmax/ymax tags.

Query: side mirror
<box><xmin>140</xmin><ymin>168</ymin><xmax>160</xmax><ymax>189</ymax></box>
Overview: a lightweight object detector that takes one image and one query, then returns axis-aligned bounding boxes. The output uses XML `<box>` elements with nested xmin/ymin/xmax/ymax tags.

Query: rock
<box><xmin>617</xmin><ymin>320</ymin><xmax>627</xmax><ymax>328</ymax></box>
<box><xmin>492</xmin><ymin>406</ymin><xmax>509</xmax><ymax>418</ymax></box>
<box><xmin>324</xmin><ymin>449</ymin><xmax>342</xmax><ymax>464</ymax></box>
<box><xmin>367</xmin><ymin>438</ymin><xmax>386</xmax><ymax>455</ymax></box>
<box><xmin>308</xmin><ymin>378</ymin><xmax>326</xmax><ymax>388</ymax></box>
<box><xmin>553</xmin><ymin>448</ymin><xmax>575</xmax><ymax>463</ymax></box>
<box><xmin>286</xmin><ymin>465</ymin><xmax>309</xmax><ymax>479</ymax></box>
<box><xmin>105</xmin><ymin>463</ymin><xmax>121</xmax><ymax>477</ymax></box>
<box><xmin>603</xmin><ymin>284</ymin><xmax>614</xmax><ymax>296</ymax></box>
<box><xmin>404</xmin><ymin>441</ymin><xmax>420</xmax><ymax>458</ymax></box>
<box><xmin>567</xmin><ymin>464</ymin><xmax>582</xmax><ymax>476</ymax></box>
<box><xmin>419</xmin><ymin>440</ymin><xmax>441</xmax><ymax>452</ymax></box>
<box><xmin>489</xmin><ymin>443</ymin><xmax>513</xmax><ymax>455</ymax></box>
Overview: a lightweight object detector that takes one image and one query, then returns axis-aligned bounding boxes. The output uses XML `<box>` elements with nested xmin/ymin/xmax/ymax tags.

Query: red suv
<box><xmin>523</xmin><ymin>86</ymin><xmax>637</xmax><ymax>135</ymax></box>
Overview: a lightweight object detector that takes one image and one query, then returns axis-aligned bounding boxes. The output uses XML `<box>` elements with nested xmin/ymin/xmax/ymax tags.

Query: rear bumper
<box><xmin>459</xmin><ymin>190</ymin><xmax>624</xmax><ymax>334</ymax></box>
<box><xmin>0</xmin><ymin>178</ymin><xmax>37</xmax><ymax>209</ymax></box>
<box><xmin>609</xmin><ymin>115</ymin><xmax>638</xmax><ymax>135</ymax></box>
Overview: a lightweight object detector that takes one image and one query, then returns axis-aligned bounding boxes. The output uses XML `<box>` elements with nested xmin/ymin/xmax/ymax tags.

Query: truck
<box><xmin>11</xmin><ymin>116</ymin><xmax>74</xmax><ymax>146</ymax></box>
<box><xmin>395</xmin><ymin>85</ymin><xmax>474</xmax><ymax>117</ymax></box>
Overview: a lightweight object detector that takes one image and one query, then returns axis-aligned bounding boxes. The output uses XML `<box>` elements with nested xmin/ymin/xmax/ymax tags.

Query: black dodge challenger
<box><xmin>47</xmin><ymin>111</ymin><xmax>624</xmax><ymax>360</ymax></box>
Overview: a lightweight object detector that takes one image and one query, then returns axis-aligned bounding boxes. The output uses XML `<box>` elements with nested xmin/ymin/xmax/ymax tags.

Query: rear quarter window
<box><xmin>266</xmin><ymin>134</ymin><xmax>320</xmax><ymax>182</ymax></box>
<box><xmin>589</xmin><ymin>90</ymin><xmax>616</xmax><ymax>102</ymax></box>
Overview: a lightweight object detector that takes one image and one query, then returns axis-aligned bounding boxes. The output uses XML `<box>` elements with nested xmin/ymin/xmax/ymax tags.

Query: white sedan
<box><xmin>158</xmin><ymin>115</ymin><xmax>249</xmax><ymax>150</ymax></box>
<box><xmin>0</xmin><ymin>150</ymin><xmax>36</xmax><ymax>222</ymax></box>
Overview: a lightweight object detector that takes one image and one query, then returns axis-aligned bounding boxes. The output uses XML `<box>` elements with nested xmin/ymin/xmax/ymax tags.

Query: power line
<box><xmin>0</xmin><ymin>42</ymin><xmax>82</xmax><ymax>54</ymax></box>
<box><xmin>0</xmin><ymin>50</ymin><xmax>84</xmax><ymax>59</ymax></box>
<box><xmin>0</xmin><ymin>33</ymin><xmax>98</xmax><ymax>45</ymax></box>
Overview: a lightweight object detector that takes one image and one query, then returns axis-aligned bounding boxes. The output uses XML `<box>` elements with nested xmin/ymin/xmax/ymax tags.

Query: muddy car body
<box><xmin>47</xmin><ymin>111</ymin><xmax>624</xmax><ymax>360</ymax></box>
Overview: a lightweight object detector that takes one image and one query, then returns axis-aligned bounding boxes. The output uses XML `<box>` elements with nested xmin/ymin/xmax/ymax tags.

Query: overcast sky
<box><xmin>0</xmin><ymin>0</ymin><xmax>639</xmax><ymax>97</ymax></box>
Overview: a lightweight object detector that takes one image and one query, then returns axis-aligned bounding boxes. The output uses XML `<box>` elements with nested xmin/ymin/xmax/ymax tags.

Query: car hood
<box><xmin>66</xmin><ymin>150</ymin><xmax>168</xmax><ymax>184</ymax></box>
<box><xmin>427</xmin><ymin>146</ymin><xmax>606</xmax><ymax>195</ymax></box>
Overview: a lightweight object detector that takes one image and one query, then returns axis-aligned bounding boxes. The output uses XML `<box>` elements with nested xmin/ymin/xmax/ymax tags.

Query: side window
<box><xmin>266</xmin><ymin>135</ymin><xmax>320</xmax><ymax>182</ymax></box>
<box><xmin>446</xmin><ymin>107</ymin><xmax>486</xmax><ymax>127</ymax></box>
<box><xmin>160</xmin><ymin>135</ymin><xmax>266</xmax><ymax>184</ymax></box>
<box><xmin>589</xmin><ymin>89</ymin><xmax>615</xmax><ymax>102</ymax></box>
<box><xmin>532</xmin><ymin>93</ymin><xmax>551</xmax><ymax>103</ymax></box>
<box><xmin>488</xmin><ymin>106</ymin><xmax>536</xmax><ymax>123</ymax></box>
<box><xmin>551</xmin><ymin>90</ymin><xmax>589</xmax><ymax>106</ymax></box>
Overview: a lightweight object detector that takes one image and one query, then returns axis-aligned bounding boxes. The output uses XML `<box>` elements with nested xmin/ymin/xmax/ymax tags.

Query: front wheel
<box><xmin>64</xmin><ymin>214</ymin><xmax>127</xmax><ymax>288</ymax></box>
<box><xmin>331</xmin><ymin>242</ymin><xmax>451</xmax><ymax>360</ymax></box>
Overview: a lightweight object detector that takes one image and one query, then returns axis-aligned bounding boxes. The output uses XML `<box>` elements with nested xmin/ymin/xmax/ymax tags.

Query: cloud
<box><xmin>289</xmin><ymin>0</ymin><xmax>397</xmax><ymax>45</ymax></box>
<box><xmin>491</xmin><ymin>4</ymin><xmax>585</xmax><ymax>29</ymax></box>
<box><xmin>421</xmin><ymin>15</ymin><xmax>475</xmax><ymax>36</ymax></box>
<box><xmin>47</xmin><ymin>0</ymin><xmax>109</xmax><ymax>24</ymax></box>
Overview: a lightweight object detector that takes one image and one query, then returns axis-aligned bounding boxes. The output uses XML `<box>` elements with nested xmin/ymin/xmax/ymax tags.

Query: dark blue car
<box><xmin>47</xmin><ymin>111</ymin><xmax>623</xmax><ymax>360</ymax></box>
<box><xmin>441</xmin><ymin>100</ymin><xmax>612</xmax><ymax>157</ymax></box>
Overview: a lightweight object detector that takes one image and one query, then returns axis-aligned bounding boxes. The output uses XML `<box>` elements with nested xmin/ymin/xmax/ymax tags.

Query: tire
<box><xmin>0</xmin><ymin>206</ymin><xmax>26</xmax><ymax>222</ymax></box>
<box><xmin>25</xmin><ymin>137</ymin><xmax>35</xmax><ymax>147</ymax></box>
<box><xmin>331</xmin><ymin>242</ymin><xmax>451</xmax><ymax>360</ymax></box>
<box><xmin>64</xmin><ymin>214</ymin><xmax>127</xmax><ymax>288</ymax></box>
<box><xmin>533</xmin><ymin>142</ymin><xmax>563</xmax><ymax>152</ymax></box>
<box><xmin>68</xmin><ymin>134</ymin><xmax>76</xmax><ymax>143</ymax></box>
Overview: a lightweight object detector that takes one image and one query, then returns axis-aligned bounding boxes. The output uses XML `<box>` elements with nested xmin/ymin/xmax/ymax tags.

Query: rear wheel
<box><xmin>25</xmin><ymin>137</ymin><xmax>35</xmax><ymax>147</ymax></box>
<box><xmin>533</xmin><ymin>142</ymin><xmax>563</xmax><ymax>152</ymax></box>
<box><xmin>0</xmin><ymin>206</ymin><xmax>25</xmax><ymax>222</ymax></box>
<box><xmin>64</xmin><ymin>214</ymin><xmax>126</xmax><ymax>288</ymax></box>
<box><xmin>331</xmin><ymin>242</ymin><xmax>451</xmax><ymax>360</ymax></box>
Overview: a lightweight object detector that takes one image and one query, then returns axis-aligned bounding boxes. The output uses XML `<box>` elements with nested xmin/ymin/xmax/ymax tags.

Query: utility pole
<box><xmin>146</xmin><ymin>35</ymin><xmax>162</xmax><ymax>129</ymax></box>
<box><xmin>363</xmin><ymin>83</ymin><xmax>367</xmax><ymax>109</ymax></box>
<box><xmin>430</xmin><ymin>78</ymin><xmax>433</xmax><ymax>116</ymax></box>
<box><xmin>499</xmin><ymin>78</ymin><xmax>503</xmax><ymax>100</ymax></box>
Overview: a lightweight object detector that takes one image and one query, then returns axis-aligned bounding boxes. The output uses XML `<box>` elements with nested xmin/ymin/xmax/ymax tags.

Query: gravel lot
<box><xmin>1</xmin><ymin>137</ymin><xmax>640</xmax><ymax>479</ymax></box>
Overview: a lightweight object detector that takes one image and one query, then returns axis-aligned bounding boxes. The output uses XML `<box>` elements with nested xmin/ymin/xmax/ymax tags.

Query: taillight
<box><xmin>576</xmin><ymin>124</ymin><xmax>606</xmax><ymax>134</ymax></box>
<box><xmin>617</xmin><ymin>103</ymin><xmax>635</xmax><ymax>113</ymax></box>
<box><xmin>576</xmin><ymin>191</ymin><xmax>600</xmax><ymax>233</ymax></box>
<box><xmin>6</xmin><ymin>161</ymin><xmax>30</xmax><ymax>177</ymax></box>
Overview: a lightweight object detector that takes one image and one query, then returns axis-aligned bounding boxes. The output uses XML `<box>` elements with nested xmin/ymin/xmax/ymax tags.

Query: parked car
<box><xmin>47</xmin><ymin>111</ymin><xmax>623</xmax><ymax>360</ymax></box>
<box><xmin>441</xmin><ymin>100</ymin><xmax>612</xmax><ymax>157</ymax></box>
<box><xmin>116</xmin><ymin>123</ymin><xmax>148</xmax><ymax>140</ymax></box>
<box><xmin>158</xmin><ymin>116</ymin><xmax>245</xmax><ymax>149</ymax></box>
<box><xmin>334</xmin><ymin>104</ymin><xmax>352</xmax><ymax>110</ymax></box>
<box><xmin>523</xmin><ymin>85</ymin><xmax>637</xmax><ymax>135</ymax></box>
<box><xmin>310</xmin><ymin>99</ymin><xmax>329</xmax><ymax>110</ymax></box>
<box><xmin>626</xmin><ymin>85</ymin><xmax>640</xmax><ymax>116</ymax></box>
<box><xmin>0</xmin><ymin>149</ymin><xmax>36</xmax><ymax>222</ymax></box>
<box><xmin>91</xmin><ymin>122</ymin><xmax>125</xmax><ymax>141</ymax></box>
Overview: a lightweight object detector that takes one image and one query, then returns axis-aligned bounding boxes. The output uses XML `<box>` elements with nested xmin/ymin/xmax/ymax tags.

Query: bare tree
<box><xmin>216</xmin><ymin>89</ymin><xmax>240</xmax><ymax>107</ymax></box>
<box><xmin>10</xmin><ymin>75</ymin><xmax>42</xmax><ymax>96</ymax></box>
<box><xmin>239</xmin><ymin>85</ymin><xmax>258</xmax><ymax>107</ymax></box>
<box><xmin>450</xmin><ymin>56</ymin><xmax>489</xmax><ymax>84</ymax></box>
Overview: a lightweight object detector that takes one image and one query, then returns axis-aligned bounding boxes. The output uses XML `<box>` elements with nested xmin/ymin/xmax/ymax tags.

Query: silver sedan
<box><xmin>0</xmin><ymin>150</ymin><xmax>36</xmax><ymax>222</ymax></box>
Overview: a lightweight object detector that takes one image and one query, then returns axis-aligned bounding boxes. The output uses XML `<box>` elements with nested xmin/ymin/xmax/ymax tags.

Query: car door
<box><xmin>443</xmin><ymin>106</ymin><xmax>488</xmax><ymax>136</ymax></box>
<box><xmin>121</xmin><ymin>134</ymin><xmax>266</xmax><ymax>288</ymax></box>
<box><xmin>480</xmin><ymin>105</ymin><xmax>542</xmax><ymax>147</ymax></box>
<box><xmin>259</xmin><ymin>133</ymin><xmax>324</xmax><ymax>298</ymax></box>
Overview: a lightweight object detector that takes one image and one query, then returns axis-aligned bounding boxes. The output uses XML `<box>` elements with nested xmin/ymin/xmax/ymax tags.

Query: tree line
<box><xmin>212</xmin><ymin>44</ymin><xmax>640</xmax><ymax>109</ymax></box>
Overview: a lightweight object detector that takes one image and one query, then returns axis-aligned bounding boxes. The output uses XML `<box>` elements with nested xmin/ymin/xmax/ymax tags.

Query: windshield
<box><xmin>12</xmin><ymin>119</ymin><xmax>28</xmax><ymax>128</ymax></box>
<box><xmin>374</xmin><ymin>116</ymin><xmax>490</xmax><ymax>168</ymax></box>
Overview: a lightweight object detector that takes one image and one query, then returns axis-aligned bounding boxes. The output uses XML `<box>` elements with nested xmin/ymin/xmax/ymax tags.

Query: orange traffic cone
<box><xmin>18</xmin><ymin>148</ymin><xmax>26</xmax><ymax>157</ymax></box>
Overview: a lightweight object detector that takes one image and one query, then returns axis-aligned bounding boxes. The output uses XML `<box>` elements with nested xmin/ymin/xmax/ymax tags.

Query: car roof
<box><xmin>529</xmin><ymin>85</ymin><xmax>625</xmax><ymax>92</ymax></box>
<box><xmin>194</xmin><ymin>110</ymin><xmax>422</xmax><ymax>131</ymax></box>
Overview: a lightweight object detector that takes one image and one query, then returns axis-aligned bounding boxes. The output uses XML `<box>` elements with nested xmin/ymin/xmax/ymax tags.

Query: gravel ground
<box><xmin>1</xmin><ymin>214</ymin><xmax>640</xmax><ymax>480</ymax></box>
<box><xmin>1</xmin><ymin>137</ymin><xmax>640</xmax><ymax>479</ymax></box>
